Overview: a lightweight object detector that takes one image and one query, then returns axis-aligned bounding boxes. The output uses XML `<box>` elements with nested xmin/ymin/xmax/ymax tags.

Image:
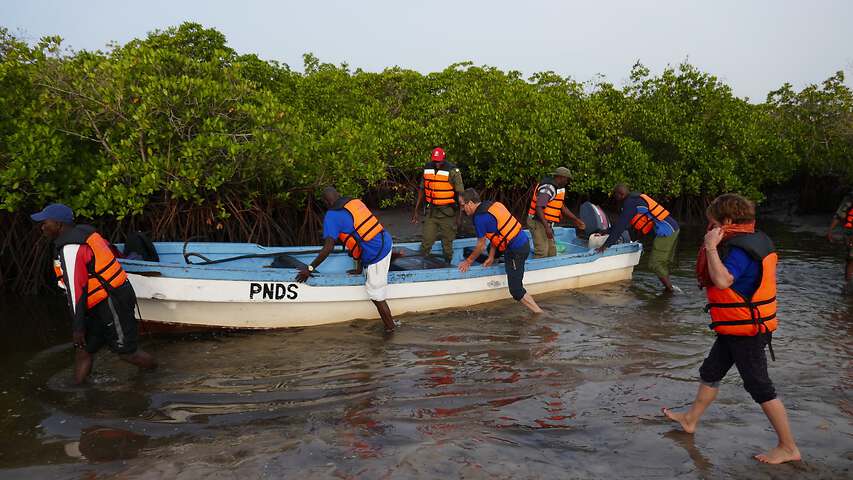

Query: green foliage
<box><xmin>1</xmin><ymin>22</ymin><xmax>851</xmax><ymax>222</ymax></box>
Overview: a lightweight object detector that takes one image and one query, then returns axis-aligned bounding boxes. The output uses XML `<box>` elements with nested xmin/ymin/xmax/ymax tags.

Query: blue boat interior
<box><xmin>118</xmin><ymin>228</ymin><xmax>640</xmax><ymax>285</ymax></box>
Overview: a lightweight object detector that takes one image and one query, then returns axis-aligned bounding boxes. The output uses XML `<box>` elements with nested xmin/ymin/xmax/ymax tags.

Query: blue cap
<box><xmin>30</xmin><ymin>203</ymin><xmax>74</xmax><ymax>224</ymax></box>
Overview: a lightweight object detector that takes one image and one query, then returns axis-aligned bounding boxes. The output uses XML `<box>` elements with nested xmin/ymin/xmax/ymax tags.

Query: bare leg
<box><xmin>659</xmin><ymin>275</ymin><xmax>674</xmax><ymax>292</ymax></box>
<box><xmin>74</xmin><ymin>349</ymin><xmax>94</xmax><ymax>385</ymax></box>
<box><xmin>372</xmin><ymin>300</ymin><xmax>395</xmax><ymax>333</ymax></box>
<box><xmin>845</xmin><ymin>259</ymin><xmax>852</xmax><ymax>282</ymax></box>
<box><xmin>519</xmin><ymin>293</ymin><xmax>543</xmax><ymax>314</ymax></box>
<box><xmin>754</xmin><ymin>399</ymin><xmax>801</xmax><ymax>464</ymax></box>
<box><xmin>663</xmin><ymin>383</ymin><xmax>718</xmax><ymax>433</ymax></box>
<box><xmin>120</xmin><ymin>350</ymin><xmax>158</xmax><ymax>370</ymax></box>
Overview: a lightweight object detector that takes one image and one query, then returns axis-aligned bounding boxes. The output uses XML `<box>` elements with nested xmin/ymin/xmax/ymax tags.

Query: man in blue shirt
<box><xmin>596</xmin><ymin>184</ymin><xmax>680</xmax><ymax>292</ymax></box>
<box><xmin>457</xmin><ymin>188</ymin><xmax>543</xmax><ymax>314</ymax></box>
<box><xmin>296</xmin><ymin>187</ymin><xmax>395</xmax><ymax>333</ymax></box>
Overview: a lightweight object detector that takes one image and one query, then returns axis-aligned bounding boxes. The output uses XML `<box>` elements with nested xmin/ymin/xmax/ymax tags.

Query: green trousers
<box><xmin>528</xmin><ymin>218</ymin><xmax>556</xmax><ymax>258</ymax></box>
<box><xmin>648</xmin><ymin>229</ymin><xmax>679</xmax><ymax>278</ymax></box>
<box><xmin>420</xmin><ymin>214</ymin><xmax>457</xmax><ymax>262</ymax></box>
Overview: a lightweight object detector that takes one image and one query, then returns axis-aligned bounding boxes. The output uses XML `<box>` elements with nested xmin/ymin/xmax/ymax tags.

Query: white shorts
<box><xmin>364</xmin><ymin>250</ymin><xmax>392</xmax><ymax>301</ymax></box>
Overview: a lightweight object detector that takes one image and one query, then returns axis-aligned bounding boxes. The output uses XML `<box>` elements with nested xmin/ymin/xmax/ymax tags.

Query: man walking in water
<box><xmin>596</xmin><ymin>184</ymin><xmax>680</xmax><ymax>292</ymax></box>
<box><xmin>296</xmin><ymin>187</ymin><xmax>396</xmax><ymax>333</ymax></box>
<box><xmin>457</xmin><ymin>188</ymin><xmax>542</xmax><ymax>314</ymax></box>
<box><xmin>31</xmin><ymin>203</ymin><xmax>157</xmax><ymax>384</ymax></box>
<box><xmin>826</xmin><ymin>188</ymin><xmax>853</xmax><ymax>284</ymax></box>
<box><xmin>663</xmin><ymin>194</ymin><xmax>800</xmax><ymax>464</ymax></box>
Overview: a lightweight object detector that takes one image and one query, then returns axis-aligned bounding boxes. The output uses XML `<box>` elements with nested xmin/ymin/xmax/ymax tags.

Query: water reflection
<box><xmin>0</xmin><ymin>225</ymin><xmax>850</xmax><ymax>478</ymax></box>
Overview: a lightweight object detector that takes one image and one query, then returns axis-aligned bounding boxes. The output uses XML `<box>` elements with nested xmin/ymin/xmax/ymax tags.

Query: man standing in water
<box><xmin>596</xmin><ymin>184</ymin><xmax>680</xmax><ymax>292</ymax></box>
<box><xmin>457</xmin><ymin>188</ymin><xmax>543</xmax><ymax>313</ymax></box>
<box><xmin>31</xmin><ymin>203</ymin><xmax>157</xmax><ymax>384</ymax></box>
<box><xmin>412</xmin><ymin>147</ymin><xmax>465</xmax><ymax>263</ymax></box>
<box><xmin>527</xmin><ymin>166</ymin><xmax>585</xmax><ymax>258</ymax></box>
<box><xmin>826</xmin><ymin>189</ymin><xmax>853</xmax><ymax>283</ymax></box>
<box><xmin>296</xmin><ymin>187</ymin><xmax>396</xmax><ymax>333</ymax></box>
<box><xmin>663</xmin><ymin>194</ymin><xmax>800</xmax><ymax>464</ymax></box>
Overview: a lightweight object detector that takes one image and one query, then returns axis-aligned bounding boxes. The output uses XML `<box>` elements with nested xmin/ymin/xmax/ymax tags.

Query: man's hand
<box><xmin>483</xmin><ymin>256</ymin><xmax>495</xmax><ymax>267</ymax></box>
<box><xmin>704</xmin><ymin>227</ymin><xmax>724</xmax><ymax>251</ymax></box>
<box><xmin>545</xmin><ymin>224</ymin><xmax>554</xmax><ymax>239</ymax></box>
<box><xmin>296</xmin><ymin>268</ymin><xmax>313</xmax><ymax>283</ymax></box>
<box><xmin>827</xmin><ymin>230</ymin><xmax>836</xmax><ymax>243</ymax></box>
<box><xmin>575</xmin><ymin>219</ymin><xmax>586</xmax><ymax>230</ymax></box>
<box><xmin>595</xmin><ymin>245</ymin><xmax>607</xmax><ymax>254</ymax></box>
<box><xmin>411</xmin><ymin>211</ymin><xmax>420</xmax><ymax>224</ymax></box>
<box><xmin>458</xmin><ymin>259</ymin><xmax>472</xmax><ymax>273</ymax></box>
<box><xmin>73</xmin><ymin>330</ymin><xmax>86</xmax><ymax>349</ymax></box>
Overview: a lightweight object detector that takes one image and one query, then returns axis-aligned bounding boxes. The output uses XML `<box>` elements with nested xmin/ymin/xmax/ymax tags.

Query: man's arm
<box><xmin>561</xmin><ymin>205</ymin><xmax>585</xmax><ymax>230</ymax></box>
<box><xmin>598</xmin><ymin>201</ymin><xmax>634</xmax><ymax>251</ymax></box>
<box><xmin>703</xmin><ymin>227</ymin><xmax>735</xmax><ymax>289</ymax></box>
<box><xmin>411</xmin><ymin>184</ymin><xmax>425</xmax><ymax>224</ymax></box>
<box><xmin>58</xmin><ymin>244</ymin><xmax>93</xmax><ymax>346</ymax></box>
<box><xmin>452</xmin><ymin>169</ymin><xmax>464</xmax><ymax>225</ymax></box>
<box><xmin>459</xmin><ymin>237</ymin><xmax>488</xmax><ymax>272</ymax></box>
<box><xmin>296</xmin><ymin>237</ymin><xmax>336</xmax><ymax>282</ymax></box>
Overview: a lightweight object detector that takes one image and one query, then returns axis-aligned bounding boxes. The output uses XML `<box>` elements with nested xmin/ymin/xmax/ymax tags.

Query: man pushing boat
<box><xmin>296</xmin><ymin>187</ymin><xmax>396</xmax><ymax>333</ymax></box>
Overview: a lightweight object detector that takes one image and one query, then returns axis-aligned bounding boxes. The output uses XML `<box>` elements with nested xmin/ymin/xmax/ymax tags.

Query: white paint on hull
<box><xmin>130</xmin><ymin>251</ymin><xmax>640</xmax><ymax>329</ymax></box>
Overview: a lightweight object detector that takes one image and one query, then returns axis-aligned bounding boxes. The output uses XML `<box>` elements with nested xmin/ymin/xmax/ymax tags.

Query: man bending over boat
<box><xmin>457</xmin><ymin>188</ymin><xmax>543</xmax><ymax>314</ymax></box>
<box><xmin>31</xmin><ymin>203</ymin><xmax>157</xmax><ymax>384</ymax></box>
<box><xmin>296</xmin><ymin>187</ymin><xmax>396</xmax><ymax>333</ymax></box>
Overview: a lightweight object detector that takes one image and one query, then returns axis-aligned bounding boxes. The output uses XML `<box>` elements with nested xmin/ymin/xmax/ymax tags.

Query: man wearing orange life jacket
<box><xmin>596</xmin><ymin>184</ymin><xmax>680</xmax><ymax>292</ymax></box>
<box><xmin>826</xmin><ymin>189</ymin><xmax>853</xmax><ymax>283</ymax></box>
<box><xmin>411</xmin><ymin>147</ymin><xmax>465</xmax><ymax>263</ymax></box>
<box><xmin>30</xmin><ymin>203</ymin><xmax>157</xmax><ymax>385</ymax></box>
<box><xmin>458</xmin><ymin>188</ymin><xmax>543</xmax><ymax>314</ymax></box>
<box><xmin>297</xmin><ymin>187</ymin><xmax>396</xmax><ymax>333</ymax></box>
<box><xmin>527</xmin><ymin>166</ymin><xmax>586</xmax><ymax>258</ymax></box>
<box><xmin>663</xmin><ymin>194</ymin><xmax>800</xmax><ymax>465</ymax></box>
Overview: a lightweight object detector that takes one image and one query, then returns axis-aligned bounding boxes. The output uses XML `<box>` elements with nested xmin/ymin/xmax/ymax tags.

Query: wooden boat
<box><xmin>119</xmin><ymin>228</ymin><xmax>642</xmax><ymax>329</ymax></box>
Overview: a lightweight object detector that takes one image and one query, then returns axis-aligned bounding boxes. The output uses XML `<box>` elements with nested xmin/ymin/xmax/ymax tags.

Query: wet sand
<box><xmin>0</xmin><ymin>222</ymin><xmax>850</xmax><ymax>479</ymax></box>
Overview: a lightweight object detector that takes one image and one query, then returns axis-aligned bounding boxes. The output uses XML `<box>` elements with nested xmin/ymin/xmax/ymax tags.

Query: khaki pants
<box><xmin>648</xmin><ymin>230</ymin><xmax>679</xmax><ymax>278</ymax></box>
<box><xmin>420</xmin><ymin>213</ymin><xmax>457</xmax><ymax>262</ymax></box>
<box><xmin>528</xmin><ymin>217</ymin><xmax>556</xmax><ymax>258</ymax></box>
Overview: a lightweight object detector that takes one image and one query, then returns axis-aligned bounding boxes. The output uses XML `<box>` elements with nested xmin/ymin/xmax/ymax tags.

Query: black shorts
<box><xmin>699</xmin><ymin>334</ymin><xmax>776</xmax><ymax>404</ymax></box>
<box><xmin>84</xmin><ymin>282</ymin><xmax>139</xmax><ymax>355</ymax></box>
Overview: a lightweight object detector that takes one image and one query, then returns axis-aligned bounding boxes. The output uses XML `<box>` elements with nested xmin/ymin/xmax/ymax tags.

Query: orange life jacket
<box><xmin>331</xmin><ymin>198</ymin><xmax>386</xmax><ymax>262</ymax></box>
<box><xmin>527</xmin><ymin>177</ymin><xmax>566</xmax><ymax>223</ymax></box>
<box><xmin>476</xmin><ymin>201</ymin><xmax>522</xmax><ymax>252</ymax></box>
<box><xmin>423</xmin><ymin>161</ymin><xmax>457</xmax><ymax>206</ymax></box>
<box><xmin>844</xmin><ymin>204</ymin><xmax>853</xmax><ymax>230</ymax></box>
<box><xmin>705</xmin><ymin>232</ymin><xmax>778</xmax><ymax>337</ymax></box>
<box><xmin>54</xmin><ymin>229</ymin><xmax>128</xmax><ymax>309</ymax></box>
<box><xmin>629</xmin><ymin>193</ymin><xmax>670</xmax><ymax>235</ymax></box>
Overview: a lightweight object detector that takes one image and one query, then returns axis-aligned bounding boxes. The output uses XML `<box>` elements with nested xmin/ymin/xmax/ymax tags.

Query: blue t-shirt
<box><xmin>723</xmin><ymin>246</ymin><xmax>761</xmax><ymax>298</ymax></box>
<box><xmin>473</xmin><ymin>211</ymin><xmax>529</xmax><ymax>252</ymax></box>
<box><xmin>323</xmin><ymin>209</ymin><xmax>392</xmax><ymax>265</ymax></box>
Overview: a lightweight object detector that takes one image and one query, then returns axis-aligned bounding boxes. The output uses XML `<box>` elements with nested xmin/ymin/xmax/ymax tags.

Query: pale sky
<box><xmin>5</xmin><ymin>0</ymin><xmax>853</xmax><ymax>101</ymax></box>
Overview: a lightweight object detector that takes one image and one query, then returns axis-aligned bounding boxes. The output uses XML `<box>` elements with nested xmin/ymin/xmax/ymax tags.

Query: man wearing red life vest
<box><xmin>297</xmin><ymin>187</ymin><xmax>396</xmax><ymax>333</ymax></box>
<box><xmin>527</xmin><ymin>166</ymin><xmax>586</xmax><ymax>258</ymax></box>
<box><xmin>826</xmin><ymin>189</ymin><xmax>853</xmax><ymax>283</ymax></box>
<box><xmin>663</xmin><ymin>194</ymin><xmax>800</xmax><ymax>465</ymax></box>
<box><xmin>31</xmin><ymin>203</ymin><xmax>157</xmax><ymax>384</ymax></box>
<box><xmin>412</xmin><ymin>147</ymin><xmax>465</xmax><ymax>263</ymax></box>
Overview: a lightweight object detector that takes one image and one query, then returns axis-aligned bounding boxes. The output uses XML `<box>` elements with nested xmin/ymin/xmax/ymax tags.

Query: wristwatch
<box><xmin>307</xmin><ymin>265</ymin><xmax>315</xmax><ymax>272</ymax></box>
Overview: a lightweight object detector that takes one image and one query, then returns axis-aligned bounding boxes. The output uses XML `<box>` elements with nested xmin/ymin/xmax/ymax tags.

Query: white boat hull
<box><xmin>129</xmin><ymin>251</ymin><xmax>640</xmax><ymax>329</ymax></box>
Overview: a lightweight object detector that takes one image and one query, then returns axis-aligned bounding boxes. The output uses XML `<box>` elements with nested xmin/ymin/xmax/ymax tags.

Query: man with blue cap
<box><xmin>31</xmin><ymin>203</ymin><xmax>157</xmax><ymax>384</ymax></box>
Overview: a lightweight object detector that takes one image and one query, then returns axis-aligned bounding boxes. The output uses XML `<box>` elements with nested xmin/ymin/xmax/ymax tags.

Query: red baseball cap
<box><xmin>431</xmin><ymin>147</ymin><xmax>446</xmax><ymax>161</ymax></box>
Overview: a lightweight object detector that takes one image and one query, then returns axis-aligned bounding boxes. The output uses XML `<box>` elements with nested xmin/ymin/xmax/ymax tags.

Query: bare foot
<box><xmin>754</xmin><ymin>445</ymin><xmax>801</xmax><ymax>464</ymax></box>
<box><xmin>662</xmin><ymin>407</ymin><xmax>696</xmax><ymax>434</ymax></box>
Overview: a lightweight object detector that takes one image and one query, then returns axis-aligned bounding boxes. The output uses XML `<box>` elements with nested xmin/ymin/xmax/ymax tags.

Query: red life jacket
<box><xmin>705</xmin><ymin>232</ymin><xmax>778</xmax><ymax>336</ymax></box>
<box><xmin>476</xmin><ymin>201</ymin><xmax>522</xmax><ymax>252</ymax></box>
<box><xmin>629</xmin><ymin>193</ymin><xmax>670</xmax><ymax>235</ymax></box>
<box><xmin>844</xmin><ymin>204</ymin><xmax>853</xmax><ymax>231</ymax></box>
<box><xmin>527</xmin><ymin>177</ymin><xmax>566</xmax><ymax>223</ymax></box>
<box><xmin>55</xmin><ymin>227</ymin><xmax>128</xmax><ymax>309</ymax></box>
<box><xmin>331</xmin><ymin>198</ymin><xmax>386</xmax><ymax>263</ymax></box>
<box><xmin>423</xmin><ymin>161</ymin><xmax>457</xmax><ymax>206</ymax></box>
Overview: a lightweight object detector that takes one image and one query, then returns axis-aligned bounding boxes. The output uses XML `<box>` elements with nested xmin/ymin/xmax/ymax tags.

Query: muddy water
<box><xmin>0</xmin><ymin>223</ymin><xmax>850</xmax><ymax>479</ymax></box>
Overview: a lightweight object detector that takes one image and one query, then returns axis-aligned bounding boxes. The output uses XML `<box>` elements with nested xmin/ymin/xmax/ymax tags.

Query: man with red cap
<box><xmin>412</xmin><ymin>147</ymin><xmax>465</xmax><ymax>263</ymax></box>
